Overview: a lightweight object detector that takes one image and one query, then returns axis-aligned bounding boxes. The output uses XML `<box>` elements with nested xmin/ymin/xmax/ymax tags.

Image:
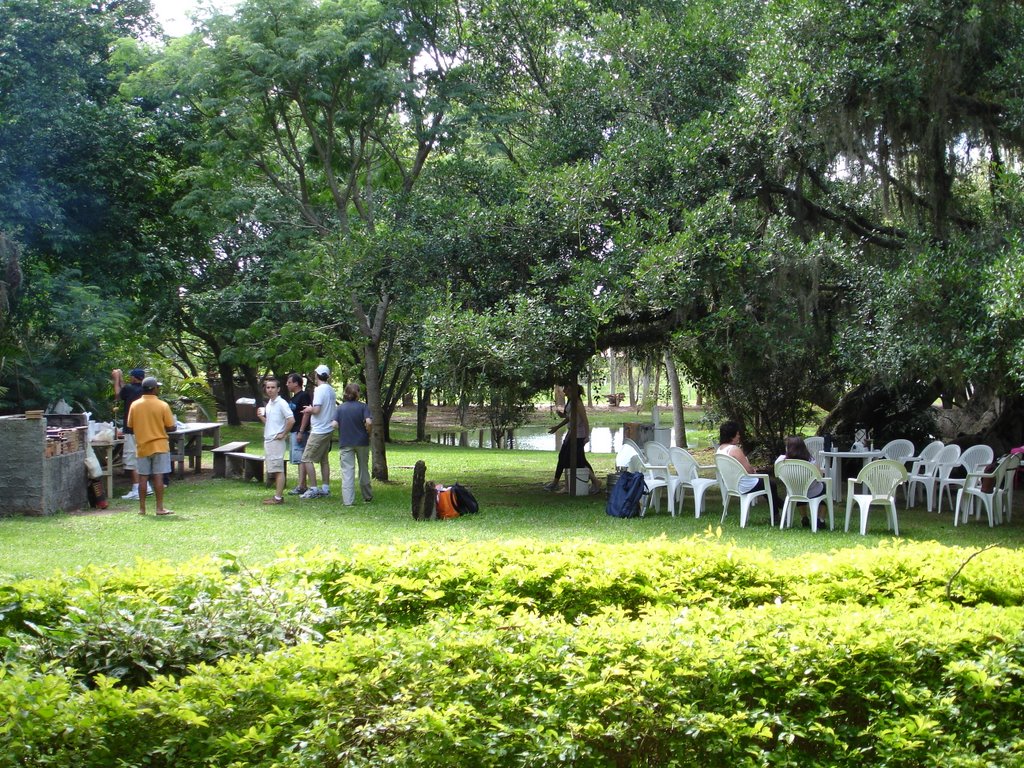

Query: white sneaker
<box><xmin>121</xmin><ymin>490</ymin><xmax>140</xmax><ymax>500</ymax></box>
<box><xmin>319</xmin><ymin>488</ymin><xmax>330</xmax><ymax>497</ymax></box>
<box><xmin>299</xmin><ymin>488</ymin><xmax>321</xmax><ymax>499</ymax></box>
<box><xmin>287</xmin><ymin>486</ymin><xmax>308</xmax><ymax>496</ymax></box>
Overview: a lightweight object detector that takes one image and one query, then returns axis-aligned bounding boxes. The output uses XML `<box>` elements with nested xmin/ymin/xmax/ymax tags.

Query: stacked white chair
<box><xmin>954</xmin><ymin>453</ymin><xmax>1020</xmax><ymax>527</ymax></box>
<box><xmin>904</xmin><ymin>440</ymin><xmax>943</xmax><ymax>507</ymax></box>
<box><xmin>643</xmin><ymin>442</ymin><xmax>672</xmax><ymax>515</ymax></box>
<box><xmin>906</xmin><ymin>443</ymin><xmax>960</xmax><ymax>512</ymax></box>
<box><xmin>938</xmin><ymin>444</ymin><xmax>994</xmax><ymax>515</ymax></box>
<box><xmin>627</xmin><ymin>454</ymin><xmax>667</xmax><ymax>517</ymax></box>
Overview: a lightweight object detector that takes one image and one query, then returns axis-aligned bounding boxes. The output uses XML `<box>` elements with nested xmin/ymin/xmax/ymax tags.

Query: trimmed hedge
<box><xmin>2</xmin><ymin>538</ymin><xmax>1024</xmax><ymax>766</ymax></box>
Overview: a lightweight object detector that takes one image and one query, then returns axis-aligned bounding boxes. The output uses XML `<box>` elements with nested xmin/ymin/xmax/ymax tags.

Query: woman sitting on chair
<box><xmin>716</xmin><ymin>421</ymin><xmax>782</xmax><ymax>519</ymax></box>
<box><xmin>775</xmin><ymin>435</ymin><xmax>826</xmax><ymax>529</ymax></box>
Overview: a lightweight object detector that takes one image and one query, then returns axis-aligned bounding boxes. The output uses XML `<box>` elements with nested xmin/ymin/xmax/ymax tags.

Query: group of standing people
<box><xmin>259</xmin><ymin>364</ymin><xmax>373</xmax><ymax>508</ymax></box>
<box><xmin>112</xmin><ymin>364</ymin><xmax>373</xmax><ymax>514</ymax></box>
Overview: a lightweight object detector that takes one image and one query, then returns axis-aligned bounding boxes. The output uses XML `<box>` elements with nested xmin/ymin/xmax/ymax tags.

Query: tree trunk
<box><xmin>416</xmin><ymin>384</ymin><xmax>430</xmax><ymax>442</ymax></box>
<box><xmin>352</xmin><ymin>292</ymin><xmax>390</xmax><ymax>482</ymax></box>
<box><xmin>608</xmin><ymin>349</ymin><xmax>617</xmax><ymax>400</ymax></box>
<box><xmin>665</xmin><ymin>352</ymin><xmax>687</xmax><ymax>449</ymax></box>
<box><xmin>218</xmin><ymin>361</ymin><xmax>241</xmax><ymax>426</ymax></box>
<box><xmin>627</xmin><ymin>354</ymin><xmax>636</xmax><ymax>407</ymax></box>
<box><xmin>241</xmin><ymin>364</ymin><xmax>261</xmax><ymax>399</ymax></box>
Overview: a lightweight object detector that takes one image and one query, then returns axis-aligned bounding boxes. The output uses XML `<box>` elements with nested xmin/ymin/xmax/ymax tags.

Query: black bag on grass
<box><xmin>606</xmin><ymin>471</ymin><xmax>646</xmax><ymax>518</ymax></box>
<box><xmin>451</xmin><ymin>483</ymin><xmax>479</xmax><ymax>514</ymax></box>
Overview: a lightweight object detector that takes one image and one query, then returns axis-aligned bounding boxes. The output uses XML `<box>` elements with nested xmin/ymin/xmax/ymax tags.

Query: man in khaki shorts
<box><xmin>258</xmin><ymin>377</ymin><xmax>294</xmax><ymax>505</ymax></box>
<box><xmin>299</xmin><ymin>364</ymin><xmax>336</xmax><ymax>498</ymax></box>
<box><xmin>126</xmin><ymin>377</ymin><xmax>176</xmax><ymax>516</ymax></box>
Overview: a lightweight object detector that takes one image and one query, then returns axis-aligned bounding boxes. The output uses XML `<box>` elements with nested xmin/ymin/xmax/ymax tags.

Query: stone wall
<box><xmin>0</xmin><ymin>416</ymin><xmax>87</xmax><ymax>516</ymax></box>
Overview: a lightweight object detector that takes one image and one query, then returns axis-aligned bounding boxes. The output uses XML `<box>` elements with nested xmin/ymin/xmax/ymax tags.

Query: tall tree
<box><xmin>163</xmin><ymin>0</ymin><xmax>468</xmax><ymax>478</ymax></box>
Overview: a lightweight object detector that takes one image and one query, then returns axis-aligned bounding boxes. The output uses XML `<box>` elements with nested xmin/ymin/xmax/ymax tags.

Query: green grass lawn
<box><xmin>2</xmin><ymin>418</ymin><xmax>1020</xmax><ymax>579</ymax></box>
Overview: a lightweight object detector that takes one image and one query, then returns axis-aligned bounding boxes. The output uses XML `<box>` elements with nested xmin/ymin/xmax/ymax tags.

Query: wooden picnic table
<box><xmin>168</xmin><ymin>422</ymin><xmax>222</xmax><ymax>478</ymax></box>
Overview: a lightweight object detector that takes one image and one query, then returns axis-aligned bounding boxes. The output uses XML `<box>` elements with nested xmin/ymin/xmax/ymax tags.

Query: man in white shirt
<box><xmin>259</xmin><ymin>377</ymin><xmax>295</xmax><ymax>505</ymax></box>
<box><xmin>299</xmin><ymin>364</ymin><xmax>337</xmax><ymax>499</ymax></box>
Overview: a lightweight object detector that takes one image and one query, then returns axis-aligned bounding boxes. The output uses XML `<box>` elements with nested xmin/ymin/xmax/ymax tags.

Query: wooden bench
<box><xmin>225</xmin><ymin>452</ymin><xmax>287</xmax><ymax>488</ymax></box>
<box><xmin>211</xmin><ymin>441</ymin><xmax>251</xmax><ymax>478</ymax></box>
<box><xmin>604</xmin><ymin>392</ymin><xmax>626</xmax><ymax>407</ymax></box>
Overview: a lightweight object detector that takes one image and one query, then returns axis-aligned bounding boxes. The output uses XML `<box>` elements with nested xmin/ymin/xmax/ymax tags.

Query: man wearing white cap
<box><xmin>298</xmin><ymin>364</ymin><xmax>336</xmax><ymax>498</ymax></box>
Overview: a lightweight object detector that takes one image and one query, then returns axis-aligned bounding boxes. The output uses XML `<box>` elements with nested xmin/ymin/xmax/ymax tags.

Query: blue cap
<box><xmin>130</xmin><ymin>368</ymin><xmax>146</xmax><ymax>380</ymax></box>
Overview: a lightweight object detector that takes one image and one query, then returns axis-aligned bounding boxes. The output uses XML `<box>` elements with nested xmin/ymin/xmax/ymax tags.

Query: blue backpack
<box><xmin>606</xmin><ymin>471</ymin><xmax>647</xmax><ymax>518</ymax></box>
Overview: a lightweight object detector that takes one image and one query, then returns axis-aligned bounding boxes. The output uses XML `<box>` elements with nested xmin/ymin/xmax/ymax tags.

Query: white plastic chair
<box><xmin>804</xmin><ymin>436</ymin><xmax>825</xmax><ymax>466</ymax></box>
<box><xmin>938</xmin><ymin>444</ymin><xmax>994</xmax><ymax>515</ymax></box>
<box><xmin>904</xmin><ymin>440</ymin><xmax>943</xmax><ymax>507</ymax></box>
<box><xmin>643</xmin><ymin>442</ymin><xmax>672</xmax><ymax>514</ymax></box>
<box><xmin>906</xmin><ymin>444</ymin><xmax>960</xmax><ymax>512</ymax></box>
<box><xmin>614</xmin><ymin>443</ymin><xmax>641</xmax><ymax>471</ymax></box>
<box><xmin>669</xmin><ymin>447</ymin><xmax>717</xmax><ymax>518</ymax></box>
<box><xmin>880</xmin><ymin>439</ymin><xmax>915</xmax><ymax>463</ymax></box>
<box><xmin>715</xmin><ymin>453</ymin><xmax>774</xmax><ymax>528</ymax></box>
<box><xmin>622</xmin><ymin>438</ymin><xmax>646</xmax><ymax>461</ymax></box>
<box><xmin>628</xmin><ymin>454</ymin><xmax>667</xmax><ymax>517</ymax></box>
<box><xmin>776</xmin><ymin>459</ymin><xmax>833</xmax><ymax>532</ymax></box>
<box><xmin>954</xmin><ymin>453</ymin><xmax>1020</xmax><ymax>527</ymax></box>
<box><xmin>845</xmin><ymin>460</ymin><xmax>908</xmax><ymax>536</ymax></box>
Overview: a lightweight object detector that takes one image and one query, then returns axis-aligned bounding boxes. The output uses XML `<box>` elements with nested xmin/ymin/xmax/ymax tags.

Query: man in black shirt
<box><xmin>112</xmin><ymin>367</ymin><xmax>149</xmax><ymax>499</ymax></box>
<box><xmin>285</xmin><ymin>372</ymin><xmax>316</xmax><ymax>495</ymax></box>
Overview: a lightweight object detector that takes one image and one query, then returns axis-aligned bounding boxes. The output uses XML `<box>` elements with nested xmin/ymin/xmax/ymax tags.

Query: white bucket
<box><xmin>574</xmin><ymin>469</ymin><xmax>591</xmax><ymax>495</ymax></box>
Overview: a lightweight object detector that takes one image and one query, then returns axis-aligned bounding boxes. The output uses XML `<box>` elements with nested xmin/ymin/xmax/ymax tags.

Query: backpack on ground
<box><xmin>451</xmin><ymin>483</ymin><xmax>479</xmax><ymax>514</ymax></box>
<box><xmin>436</xmin><ymin>487</ymin><xmax>459</xmax><ymax>519</ymax></box>
<box><xmin>606</xmin><ymin>471</ymin><xmax>647</xmax><ymax>518</ymax></box>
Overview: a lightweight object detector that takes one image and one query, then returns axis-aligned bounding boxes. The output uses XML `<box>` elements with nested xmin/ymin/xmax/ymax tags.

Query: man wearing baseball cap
<box><xmin>127</xmin><ymin>377</ymin><xmax>177</xmax><ymax>516</ymax></box>
<box><xmin>112</xmin><ymin>367</ymin><xmax>149</xmax><ymax>500</ymax></box>
<box><xmin>298</xmin><ymin>364</ymin><xmax>336</xmax><ymax>499</ymax></box>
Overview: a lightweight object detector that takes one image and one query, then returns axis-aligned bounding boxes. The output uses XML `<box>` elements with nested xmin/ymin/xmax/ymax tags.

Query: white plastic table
<box><xmin>820</xmin><ymin>449</ymin><xmax>883</xmax><ymax>501</ymax></box>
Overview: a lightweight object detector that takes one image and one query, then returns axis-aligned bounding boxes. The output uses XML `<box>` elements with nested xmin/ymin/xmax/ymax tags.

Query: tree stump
<box><xmin>411</xmin><ymin>460</ymin><xmax>436</xmax><ymax>520</ymax></box>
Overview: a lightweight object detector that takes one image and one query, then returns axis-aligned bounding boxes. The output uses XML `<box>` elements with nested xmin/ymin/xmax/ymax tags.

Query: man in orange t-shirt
<box><xmin>127</xmin><ymin>377</ymin><xmax>176</xmax><ymax>516</ymax></box>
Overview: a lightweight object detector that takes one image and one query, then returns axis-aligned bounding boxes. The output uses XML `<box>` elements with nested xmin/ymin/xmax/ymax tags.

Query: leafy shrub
<box><xmin>3</xmin><ymin>537</ymin><xmax>1024</xmax><ymax>767</ymax></box>
<box><xmin>2</xmin><ymin>601</ymin><xmax>1023</xmax><ymax>767</ymax></box>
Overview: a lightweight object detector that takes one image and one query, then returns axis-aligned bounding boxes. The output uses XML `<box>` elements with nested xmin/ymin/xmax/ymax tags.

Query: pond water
<box><xmin>428</xmin><ymin>425</ymin><xmax>702</xmax><ymax>453</ymax></box>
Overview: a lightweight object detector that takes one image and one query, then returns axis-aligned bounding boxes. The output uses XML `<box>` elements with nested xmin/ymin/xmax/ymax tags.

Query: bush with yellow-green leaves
<box><xmin>2</xmin><ymin>537</ymin><xmax>1023</xmax><ymax>767</ymax></box>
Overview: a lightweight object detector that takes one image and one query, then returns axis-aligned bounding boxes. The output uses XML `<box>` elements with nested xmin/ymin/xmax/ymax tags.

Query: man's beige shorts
<box><xmin>300</xmin><ymin>431</ymin><xmax>332</xmax><ymax>464</ymax></box>
<box><xmin>264</xmin><ymin>438</ymin><xmax>286</xmax><ymax>474</ymax></box>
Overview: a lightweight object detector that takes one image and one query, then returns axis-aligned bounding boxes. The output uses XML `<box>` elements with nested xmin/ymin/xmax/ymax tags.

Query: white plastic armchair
<box><xmin>939</xmin><ymin>444</ymin><xmax>994</xmax><ymax>515</ymax></box>
<box><xmin>906</xmin><ymin>444</ymin><xmax>960</xmax><ymax>512</ymax></box>
<box><xmin>622</xmin><ymin>438</ymin><xmax>646</xmax><ymax>461</ymax></box>
<box><xmin>643</xmin><ymin>442</ymin><xmax>672</xmax><ymax>514</ymax></box>
<box><xmin>845</xmin><ymin>460</ymin><xmax>908</xmax><ymax>536</ymax></box>
<box><xmin>904</xmin><ymin>440</ymin><xmax>944</xmax><ymax>507</ymax></box>
<box><xmin>880</xmin><ymin>439</ymin><xmax>915</xmax><ymax>463</ymax></box>
<box><xmin>614</xmin><ymin>443</ymin><xmax>642</xmax><ymax>472</ymax></box>
<box><xmin>775</xmin><ymin>459</ymin><xmax>833</xmax><ymax>532</ymax></box>
<box><xmin>804</xmin><ymin>436</ymin><xmax>825</xmax><ymax>466</ymax></box>
<box><xmin>627</xmin><ymin>454</ymin><xmax>667</xmax><ymax>517</ymax></box>
<box><xmin>954</xmin><ymin>453</ymin><xmax>1020</xmax><ymax>527</ymax></box>
<box><xmin>669</xmin><ymin>447</ymin><xmax>717</xmax><ymax>518</ymax></box>
<box><xmin>715</xmin><ymin>453</ymin><xmax>774</xmax><ymax>528</ymax></box>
